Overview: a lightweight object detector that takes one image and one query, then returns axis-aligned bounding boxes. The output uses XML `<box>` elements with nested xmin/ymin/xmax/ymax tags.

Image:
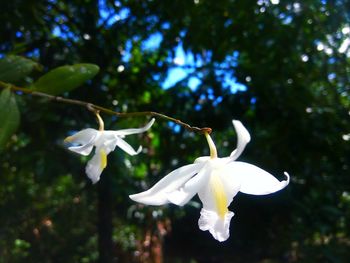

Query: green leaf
<box><xmin>30</xmin><ymin>64</ymin><xmax>99</xmax><ymax>95</ymax></box>
<box><xmin>0</xmin><ymin>55</ymin><xmax>40</xmax><ymax>84</ymax></box>
<box><xmin>0</xmin><ymin>88</ymin><xmax>20</xmax><ymax>151</ymax></box>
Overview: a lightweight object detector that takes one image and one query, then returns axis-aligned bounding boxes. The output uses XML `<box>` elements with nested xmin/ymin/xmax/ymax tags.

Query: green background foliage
<box><xmin>0</xmin><ymin>88</ymin><xmax>20</xmax><ymax>151</ymax></box>
<box><xmin>30</xmin><ymin>63</ymin><xmax>100</xmax><ymax>95</ymax></box>
<box><xmin>0</xmin><ymin>0</ymin><xmax>349</xmax><ymax>262</ymax></box>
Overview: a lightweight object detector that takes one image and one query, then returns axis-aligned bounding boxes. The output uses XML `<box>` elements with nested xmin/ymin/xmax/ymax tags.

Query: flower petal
<box><xmin>230</xmin><ymin>120</ymin><xmax>251</xmax><ymax>161</ymax></box>
<box><xmin>198</xmin><ymin>159</ymin><xmax>240</xmax><ymax>216</ymax></box>
<box><xmin>166</xmin><ymin>167</ymin><xmax>210</xmax><ymax>206</ymax></box>
<box><xmin>129</xmin><ymin>163</ymin><xmax>203</xmax><ymax>205</ymax></box>
<box><xmin>114</xmin><ymin>118</ymin><xmax>155</xmax><ymax>136</ymax></box>
<box><xmin>227</xmin><ymin>161</ymin><xmax>290</xmax><ymax>195</ymax></box>
<box><xmin>85</xmin><ymin>147</ymin><xmax>108</xmax><ymax>184</ymax></box>
<box><xmin>115</xmin><ymin>137</ymin><xmax>142</xmax><ymax>155</ymax></box>
<box><xmin>65</xmin><ymin>128</ymin><xmax>99</xmax><ymax>156</ymax></box>
<box><xmin>198</xmin><ymin>208</ymin><xmax>234</xmax><ymax>242</ymax></box>
<box><xmin>68</xmin><ymin>143</ymin><xmax>95</xmax><ymax>156</ymax></box>
<box><xmin>194</xmin><ymin>156</ymin><xmax>210</xmax><ymax>163</ymax></box>
<box><xmin>101</xmin><ymin>137</ymin><xmax>119</xmax><ymax>153</ymax></box>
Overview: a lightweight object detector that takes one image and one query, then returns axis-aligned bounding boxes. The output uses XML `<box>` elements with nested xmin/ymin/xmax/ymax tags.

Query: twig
<box><xmin>0</xmin><ymin>81</ymin><xmax>212</xmax><ymax>134</ymax></box>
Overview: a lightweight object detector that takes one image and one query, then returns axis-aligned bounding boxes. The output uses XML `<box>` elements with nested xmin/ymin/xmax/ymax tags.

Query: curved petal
<box><xmin>115</xmin><ymin>137</ymin><xmax>142</xmax><ymax>155</ymax></box>
<box><xmin>129</xmin><ymin>163</ymin><xmax>203</xmax><ymax>205</ymax></box>
<box><xmin>167</xmin><ymin>167</ymin><xmax>210</xmax><ymax>206</ymax></box>
<box><xmin>198</xmin><ymin>160</ymin><xmax>240</xmax><ymax>217</ymax></box>
<box><xmin>230</xmin><ymin>120</ymin><xmax>251</xmax><ymax>161</ymax></box>
<box><xmin>68</xmin><ymin>143</ymin><xmax>95</xmax><ymax>156</ymax></box>
<box><xmin>85</xmin><ymin>147</ymin><xmax>108</xmax><ymax>184</ymax></box>
<box><xmin>227</xmin><ymin>161</ymin><xmax>290</xmax><ymax>195</ymax></box>
<box><xmin>198</xmin><ymin>208</ymin><xmax>234</xmax><ymax>242</ymax></box>
<box><xmin>65</xmin><ymin>128</ymin><xmax>99</xmax><ymax>156</ymax></box>
<box><xmin>114</xmin><ymin>118</ymin><xmax>155</xmax><ymax>136</ymax></box>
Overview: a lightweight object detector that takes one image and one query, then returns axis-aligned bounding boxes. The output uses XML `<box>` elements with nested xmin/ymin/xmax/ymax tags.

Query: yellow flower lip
<box><xmin>100</xmin><ymin>149</ymin><xmax>107</xmax><ymax>169</ymax></box>
<box><xmin>210</xmin><ymin>172</ymin><xmax>228</xmax><ymax>219</ymax></box>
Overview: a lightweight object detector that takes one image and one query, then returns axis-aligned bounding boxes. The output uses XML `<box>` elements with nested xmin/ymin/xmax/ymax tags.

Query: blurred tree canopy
<box><xmin>0</xmin><ymin>0</ymin><xmax>349</xmax><ymax>262</ymax></box>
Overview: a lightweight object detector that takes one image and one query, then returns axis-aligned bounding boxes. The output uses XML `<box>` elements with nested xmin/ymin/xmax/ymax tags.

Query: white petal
<box><xmin>167</xmin><ymin>167</ymin><xmax>210</xmax><ymax>206</ymax></box>
<box><xmin>198</xmin><ymin>208</ymin><xmax>234</xmax><ymax>242</ymax></box>
<box><xmin>85</xmin><ymin>147</ymin><xmax>108</xmax><ymax>184</ymax></box>
<box><xmin>115</xmin><ymin>137</ymin><xmax>142</xmax><ymax>155</ymax></box>
<box><xmin>198</xmin><ymin>159</ymin><xmax>240</xmax><ymax>213</ymax></box>
<box><xmin>228</xmin><ymin>161</ymin><xmax>290</xmax><ymax>195</ymax></box>
<box><xmin>65</xmin><ymin>128</ymin><xmax>99</xmax><ymax>156</ymax></box>
<box><xmin>194</xmin><ymin>156</ymin><xmax>210</xmax><ymax>163</ymax></box>
<box><xmin>114</xmin><ymin>118</ymin><xmax>155</xmax><ymax>136</ymax></box>
<box><xmin>129</xmin><ymin>163</ymin><xmax>203</xmax><ymax>205</ymax></box>
<box><xmin>101</xmin><ymin>138</ymin><xmax>119</xmax><ymax>154</ymax></box>
<box><xmin>65</xmin><ymin>128</ymin><xmax>98</xmax><ymax>144</ymax></box>
<box><xmin>68</xmin><ymin>143</ymin><xmax>95</xmax><ymax>156</ymax></box>
<box><xmin>217</xmin><ymin>164</ymin><xmax>241</xmax><ymax>204</ymax></box>
<box><xmin>230</xmin><ymin>120</ymin><xmax>251</xmax><ymax>161</ymax></box>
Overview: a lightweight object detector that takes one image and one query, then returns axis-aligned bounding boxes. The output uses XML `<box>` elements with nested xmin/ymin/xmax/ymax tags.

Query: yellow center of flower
<box><xmin>64</xmin><ymin>136</ymin><xmax>73</xmax><ymax>143</ymax></box>
<box><xmin>100</xmin><ymin>149</ymin><xmax>107</xmax><ymax>169</ymax></box>
<box><xmin>210</xmin><ymin>172</ymin><xmax>228</xmax><ymax>219</ymax></box>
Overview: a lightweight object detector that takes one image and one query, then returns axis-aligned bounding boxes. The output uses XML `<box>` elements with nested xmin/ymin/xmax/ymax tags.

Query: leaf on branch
<box><xmin>0</xmin><ymin>88</ymin><xmax>20</xmax><ymax>151</ymax></box>
<box><xmin>0</xmin><ymin>55</ymin><xmax>41</xmax><ymax>84</ymax></box>
<box><xmin>30</xmin><ymin>64</ymin><xmax>100</xmax><ymax>95</ymax></box>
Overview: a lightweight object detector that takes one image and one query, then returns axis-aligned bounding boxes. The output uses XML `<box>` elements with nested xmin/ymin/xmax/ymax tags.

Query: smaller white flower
<box><xmin>65</xmin><ymin>118</ymin><xmax>155</xmax><ymax>183</ymax></box>
<box><xmin>129</xmin><ymin>120</ymin><xmax>289</xmax><ymax>242</ymax></box>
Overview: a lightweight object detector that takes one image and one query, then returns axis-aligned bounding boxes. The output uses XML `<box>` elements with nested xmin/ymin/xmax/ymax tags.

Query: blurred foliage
<box><xmin>0</xmin><ymin>88</ymin><xmax>20</xmax><ymax>150</ymax></box>
<box><xmin>0</xmin><ymin>55</ymin><xmax>41</xmax><ymax>84</ymax></box>
<box><xmin>30</xmin><ymin>63</ymin><xmax>99</xmax><ymax>95</ymax></box>
<box><xmin>0</xmin><ymin>0</ymin><xmax>350</xmax><ymax>262</ymax></box>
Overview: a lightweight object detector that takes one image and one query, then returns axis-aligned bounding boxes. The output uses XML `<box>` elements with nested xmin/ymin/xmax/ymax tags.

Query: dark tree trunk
<box><xmin>98</xmin><ymin>175</ymin><xmax>114</xmax><ymax>263</ymax></box>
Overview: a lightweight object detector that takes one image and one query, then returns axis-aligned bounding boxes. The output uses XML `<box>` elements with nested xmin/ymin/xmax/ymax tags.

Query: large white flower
<box><xmin>129</xmin><ymin>120</ymin><xmax>289</xmax><ymax>242</ymax></box>
<box><xmin>65</xmin><ymin>118</ymin><xmax>155</xmax><ymax>183</ymax></box>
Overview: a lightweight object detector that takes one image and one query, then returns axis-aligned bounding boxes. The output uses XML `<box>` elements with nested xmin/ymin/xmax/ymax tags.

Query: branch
<box><xmin>0</xmin><ymin>81</ymin><xmax>212</xmax><ymax>134</ymax></box>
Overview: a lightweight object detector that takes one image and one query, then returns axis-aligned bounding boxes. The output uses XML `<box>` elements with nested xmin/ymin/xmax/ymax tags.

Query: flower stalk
<box><xmin>95</xmin><ymin>111</ymin><xmax>104</xmax><ymax>131</ymax></box>
<box><xmin>205</xmin><ymin>132</ymin><xmax>217</xmax><ymax>159</ymax></box>
<box><xmin>0</xmin><ymin>81</ymin><xmax>211</xmax><ymax>134</ymax></box>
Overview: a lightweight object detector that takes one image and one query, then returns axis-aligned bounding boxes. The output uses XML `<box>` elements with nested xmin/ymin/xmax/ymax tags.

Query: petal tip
<box><xmin>129</xmin><ymin>193</ymin><xmax>144</xmax><ymax>203</ymax></box>
<box><xmin>91</xmin><ymin>178</ymin><xmax>99</xmax><ymax>184</ymax></box>
<box><xmin>136</xmin><ymin>146</ymin><xmax>143</xmax><ymax>154</ymax></box>
<box><xmin>129</xmin><ymin>194</ymin><xmax>137</xmax><ymax>201</ymax></box>
<box><xmin>128</xmin><ymin>192</ymin><xmax>167</xmax><ymax>206</ymax></box>
<box><xmin>145</xmin><ymin>118</ymin><xmax>155</xmax><ymax>129</ymax></box>
<box><xmin>232</xmin><ymin>119</ymin><xmax>251</xmax><ymax>143</ymax></box>
<box><xmin>283</xmin><ymin>171</ymin><xmax>290</xmax><ymax>184</ymax></box>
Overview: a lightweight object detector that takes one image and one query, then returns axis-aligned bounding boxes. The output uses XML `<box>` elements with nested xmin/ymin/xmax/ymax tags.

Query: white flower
<box><xmin>65</xmin><ymin>118</ymin><xmax>155</xmax><ymax>184</ymax></box>
<box><xmin>129</xmin><ymin>120</ymin><xmax>289</xmax><ymax>242</ymax></box>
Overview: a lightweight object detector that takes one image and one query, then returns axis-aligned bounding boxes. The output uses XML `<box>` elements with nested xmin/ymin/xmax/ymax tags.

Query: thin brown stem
<box><xmin>0</xmin><ymin>81</ymin><xmax>212</xmax><ymax>134</ymax></box>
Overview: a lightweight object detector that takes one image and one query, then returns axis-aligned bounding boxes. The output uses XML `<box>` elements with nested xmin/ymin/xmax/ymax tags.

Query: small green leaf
<box><xmin>0</xmin><ymin>88</ymin><xmax>20</xmax><ymax>151</ymax></box>
<box><xmin>0</xmin><ymin>55</ymin><xmax>40</xmax><ymax>84</ymax></box>
<box><xmin>30</xmin><ymin>64</ymin><xmax>99</xmax><ymax>95</ymax></box>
